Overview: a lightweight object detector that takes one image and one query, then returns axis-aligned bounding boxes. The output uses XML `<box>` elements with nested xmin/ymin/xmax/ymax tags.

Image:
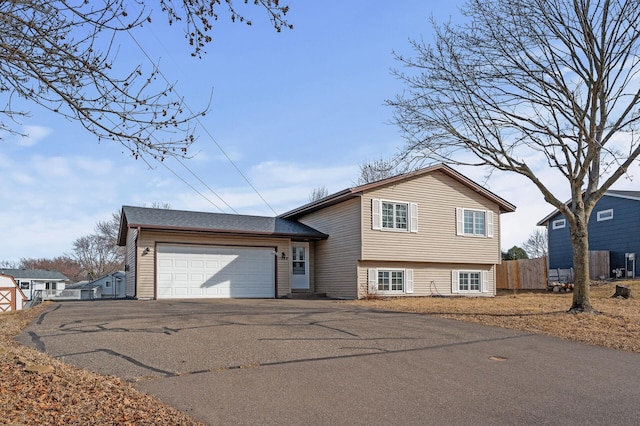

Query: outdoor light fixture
<box><xmin>142</xmin><ymin>247</ymin><xmax>150</xmax><ymax>255</ymax></box>
<box><xmin>281</xmin><ymin>252</ymin><xmax>288</xmax><ymax>260</ymax></box>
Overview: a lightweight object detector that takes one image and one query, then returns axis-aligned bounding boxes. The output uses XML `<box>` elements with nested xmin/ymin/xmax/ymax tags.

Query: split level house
<box><xmin>538</xmin><ymin>190</ymin><xmax>640</xmax><ymax>279</ymax></box>
<box><xmin>117</xmin><ymin>164</ymin><xmax>516</xmax><ymax>300</ymax></box>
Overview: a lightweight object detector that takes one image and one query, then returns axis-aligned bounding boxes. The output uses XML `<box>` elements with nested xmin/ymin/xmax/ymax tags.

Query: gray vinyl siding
<box><xmin>125</xmin><ymin>228</ymin><xmax>137</xmax><ymax>298</ymax></box>
<box><xmin>135</xmin><ymin>231</ymin><xmax>291</xmax><ymax>299</ymax></box>
<box><xmin>358</xmin><ymin>261</ymin><xmax>495</xmax><ymax>298</ymax></box>
<box><xmin>362</xmin><ymin>170</ymin><xmax>501</xmax><ymax>264</ymax></box>
<box><xmin>296</xmin><ymin>198</ymin><xmax>361</xmax><ymax>299</ymax></box>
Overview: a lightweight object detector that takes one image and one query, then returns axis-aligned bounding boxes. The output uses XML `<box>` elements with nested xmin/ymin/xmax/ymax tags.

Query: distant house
<box><xmin>118</xmin><ymin>164</ymin><xmax>516</xmax><ymax>300</ymax></box>
<box><xmin>537</xmin><ymin>190</ymin><xmax>640</xmax><ymax>278</ymax></box>
<box><xmin>0</xmin><ymin>274</ymin><xmax>27</xmax><ymax>311</ymax></box>
<box><xmin>67</xmin><ymin>271</ymin><xmax>126</xmax><ymax>299</ymax></box>
<box><xmin>0</xmin><ymin>269</ymin><xmax>69</xmax><ymax>300</ymax></box>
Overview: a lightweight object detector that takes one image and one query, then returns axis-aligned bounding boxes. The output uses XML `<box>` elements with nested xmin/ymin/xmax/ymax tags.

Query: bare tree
<box><xmin>357</xmin><ymin>158</ymin><xmax>398</xmax><ymax>185</ymax></box>
<box><xmin>0</xmin><ymin>260</ymin><xmax>20</xmax><ymax>269</ymax></box>
<box><xmin>0</xmin><ymin>1</ymin><xmax>292</xmax><ymax>159</ymax></box>
<box><xmin>309</xmin><ymin>186</ymin><xmax>329</xmax><ymax>202</ymax></box>
<box><xmin>389</xmin><ymin>0</ymin><xmax>640</xmax><ymax>312</ymax></box>
<box><xmin>71</xmin><ymin>210</ymin><xmax>131</xmax><ymax>279</ymax></box>
<box><xmin>71</xmin><ymin>233</ymin><xmax>123</xmax><ymax>280</ymax></box>
<box><xmin>523</xmin><ymin>229</ymin><xmax>549</xmax><ymax>259</ymax></box>
<box><xmin>19</xmin><ymin>256</ymin><xmax>85</xmax><ymax>283</ymax></box>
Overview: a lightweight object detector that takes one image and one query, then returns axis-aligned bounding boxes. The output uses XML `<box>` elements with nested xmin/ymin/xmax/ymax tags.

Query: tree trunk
<box><xmin>569</xmin><ymin>218</ymin><xmax>595</xmax><ymax>313</ymax></box>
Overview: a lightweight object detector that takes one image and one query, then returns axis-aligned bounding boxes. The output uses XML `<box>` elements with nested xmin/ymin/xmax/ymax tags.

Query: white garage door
<box><xmin>157</xmin><ymin>244</ymin><xmax>275</xmax><ymax>299</ymax></box>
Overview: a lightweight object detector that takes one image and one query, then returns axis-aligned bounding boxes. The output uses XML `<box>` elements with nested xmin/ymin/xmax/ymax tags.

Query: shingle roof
<box><xmin>0</xmin><ymin>269</ymin><xmax>69</xmax><ymax>281</ymax></box>
<box><xmin>280</xmin><ymin>163</ymin><xmax>516</xmax><ymax>219</ymax></box>
<box><xmin>606</xmin><ymin>190</ymin><xmax>640</xmax><ymax>200</ymax></box>
<box><xmin>536</xmin><ymin>190</ymin><xmax>640</xmax><ymax>226</ymax></box>
<box><xmin>118</xmin><ymin>206</ymin><xmax>328</xmax><ymax>246</ymax></box>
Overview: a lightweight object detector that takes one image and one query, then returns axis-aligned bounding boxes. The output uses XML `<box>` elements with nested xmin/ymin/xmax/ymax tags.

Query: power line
<box><xmin>174</xmin><ymin>157</ymin><xmax>239</xmax><ymax>214</ymax></box>
<box><xmin>119</xmin><ymin>14</ymin><xmax>277</xmax><ymax>215</ymax></box>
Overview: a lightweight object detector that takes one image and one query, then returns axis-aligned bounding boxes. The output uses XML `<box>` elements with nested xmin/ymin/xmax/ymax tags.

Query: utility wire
<box><xmin>99</xmin><ymin>106</ymin><xmax>227</xmax><ymax>213</ymax></box>
<box><xmin>119</xmin><ymin>14</ymin><xmax>277</xmax><ymax>215</ymax></box>
<box><xmin>174</xmin><ymin>157</ymin><xmax>239</xmax><ymax>214</ymax></box>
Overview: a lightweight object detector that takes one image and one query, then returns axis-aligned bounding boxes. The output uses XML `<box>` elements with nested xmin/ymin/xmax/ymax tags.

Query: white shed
<box><xmin>0</xmin><ymin>274</ymin><xmax>27</xmax><ymax>311</ymax></box>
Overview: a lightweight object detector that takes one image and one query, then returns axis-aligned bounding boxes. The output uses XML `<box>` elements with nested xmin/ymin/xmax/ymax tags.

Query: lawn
<box><xmin>349</xmin><ymin>280</ymin><xmax>640</xmax><ymax>353</ymax></box>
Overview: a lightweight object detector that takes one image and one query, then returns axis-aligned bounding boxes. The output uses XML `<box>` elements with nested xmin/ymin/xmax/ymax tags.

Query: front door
<box><xmin>291</xmin><ymin>243</ymin><xmax>309</xmax><ymax>290</ymax></box>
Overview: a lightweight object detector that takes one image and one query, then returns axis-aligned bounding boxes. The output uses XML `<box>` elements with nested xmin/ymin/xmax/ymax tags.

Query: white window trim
<box><xmin>451</xmin><ymin>270</ymin><xmax>488</xmax><ymax>294</ymax></box>
<box><xmin>368</xmin><ymin>268</ymin><xmax>414</xmax><ymax>295</ymax></box>
<box><xmin>456</xmin><ymin>208</ymin><xmax>493</xmax><ymax>238</ymax></box>
<box><xmin>596</xmin><ymin>209</ymin><xmax>613</xmax><ymax>222</ymax></box>
<box><xmin>552</xmin><ymin>218</ymin><xmax>566</xmax><ymax>229</ymax></box>
<box><xmin>371</xmin><ymin>198</ymin><xmax>418</xmax><ymax>233</ymax></box>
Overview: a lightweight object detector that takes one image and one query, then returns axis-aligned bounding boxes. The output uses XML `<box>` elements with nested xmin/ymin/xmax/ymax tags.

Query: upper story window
<box><xmin>596</xmin><ymin>209</ymin><xmax>613</xmax><ymax>222</ymax></box>
<box><xmin>372</xmin><ymin>199</ymin><xmax>418</xmax><ymax>233</ymax></box>
<box><xmin>456</xmin><ymin>208</ymin><xmax>493</xmax><ymax>237</ymax></box>
<box><xmin>382</xmin><ymin>201</ymin><xmax>408</xmax><ymax>230</ymax></box>
<box><xmin>552</xmin><ymin>218</ymin><xmax>566</xmax><ymax>229</ymax></box>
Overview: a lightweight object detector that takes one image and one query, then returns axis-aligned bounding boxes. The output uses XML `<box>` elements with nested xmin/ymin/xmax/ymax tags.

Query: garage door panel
<box><xmin>156</xmin><ymin>244</ymin><xmax>275</xmax><ymax>299</ymax></box>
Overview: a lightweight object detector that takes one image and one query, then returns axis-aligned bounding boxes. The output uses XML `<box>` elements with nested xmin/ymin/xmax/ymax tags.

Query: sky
<box><xmin>1</xmin><ymin>1</ymin><xmax>639</xmax><ymax>263</ymax></box>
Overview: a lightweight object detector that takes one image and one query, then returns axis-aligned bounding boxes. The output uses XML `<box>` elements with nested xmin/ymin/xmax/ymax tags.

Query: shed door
<box><xmin>157</xmin><ymin>244</ymin><xmax>275</xmax><ymax>298</ymax></box>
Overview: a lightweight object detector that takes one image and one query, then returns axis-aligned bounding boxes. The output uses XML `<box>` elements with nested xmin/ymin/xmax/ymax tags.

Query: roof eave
<box><xmin>127</xmin><ymin>224</ymin><xmax>328</xmax><ymax>241</ymax></box>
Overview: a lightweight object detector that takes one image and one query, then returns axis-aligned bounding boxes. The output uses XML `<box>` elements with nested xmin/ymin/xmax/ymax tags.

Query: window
<box><xmin>20</xmin><ymin>280</ymin><xmax>29</xmax><ymax>290</ymax></box>
<box><xmin>368</xmin><ymin>268</ymin><xmax>414</xmax><ymax>294</ymax></box>
<box><xmin>382</xmin><ymin>201</ymin><xmax>408</xmax><ymax>230</ymax></box>
<box><xmin>596</xmin><ymin>209</ymin><xmax>613</xmax><ymax>222</ymax></box>
<box><xmin>105</xmin><ymin>281</ymin><xmax>112</xmax><ymax>288</ymax></box>
<box><xmin>372</xmin><ymin>199</ymin><xmax>418</xmax><ymax>232</ymax></box>
<box><xmin>456</xmin><ymin>208</ymin><xmax>493</xmax><ymax>237</ymax></box>
<box><xmin>452</xmin><ymin>270</ymin><xmax>488</xmax><ymax>293</ymax></box>
<box><xmin>292</xmin><ymin>246</ymin><xmax>306</xmax><ymax>275</ymax></box>
<box><xmin>552</xmin><ymin>219</ymin><xmax>566</xmax><ymax>229</ymax></box>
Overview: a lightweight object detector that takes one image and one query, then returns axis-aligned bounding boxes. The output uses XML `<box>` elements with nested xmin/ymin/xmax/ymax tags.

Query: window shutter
<box><xmin>372</xmin><ymin>199</ymin><xmax>381</xmax><ymax>230</ymax></box>
<box><xmin>410</xmin><ymin>203</ymin><xmax>418</xmax><ymax>233</ymax></box>
<box><xmin>405</xmin><ymin>269</ymin><xmax>414</xmax><ymax>294</ymax></box>
<box><xmin>456</xmin><ymin>208</ymin><xmax>464</xmax><ymax>236</ymax></box>
<box><xmin>486</xmin><ymin>211</ymin><xmax>494</xmax><ymax>238</ymax></box>
<box><xmin>481</xmin><ymin>270</ymin><xmax>489</xmax><ymax>293</ymax></box>
<box><xmin>368</xmin><ymin>268</ymin><xmax>378</xmax><ymax>294</ymax></box>
<box><xmin>451</xmin><ymin>270</ymin><xmax>459</xmax><ymax>294</ymax></box>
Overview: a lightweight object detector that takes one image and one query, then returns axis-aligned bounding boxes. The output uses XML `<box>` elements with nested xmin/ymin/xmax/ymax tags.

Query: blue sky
<box><xmin>2</xmin><ymin>1</ymin><xmax>638</xmax><ymax>263</ymax></box>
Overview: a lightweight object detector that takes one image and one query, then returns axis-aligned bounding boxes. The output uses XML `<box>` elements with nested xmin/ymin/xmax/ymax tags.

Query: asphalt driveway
<box><xmin>19</xmin><ymin>299</ymin><xmax>640</xmax><ymax>425</ymax></box>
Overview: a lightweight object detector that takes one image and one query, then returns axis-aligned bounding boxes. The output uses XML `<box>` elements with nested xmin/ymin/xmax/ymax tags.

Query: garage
<box><xmin>156</xmin><ymin>244</ymin><xmax>275</xmax><ymax>299</ymax></box>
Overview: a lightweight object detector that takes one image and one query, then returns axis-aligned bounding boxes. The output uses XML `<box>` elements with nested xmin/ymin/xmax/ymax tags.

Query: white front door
<box><xmin>291</xmin><ymin>243</ymin><xmax>309</xmax><ymax>290</ymax></box>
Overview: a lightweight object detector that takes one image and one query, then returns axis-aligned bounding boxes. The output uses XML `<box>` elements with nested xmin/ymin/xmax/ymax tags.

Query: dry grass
<box><xmin>349</xmin><ymin>280</ymin><xmax>640</xmax><ymax>353</ymax></box>
<box><xmin>0</xmin><ymin>303</ymin><xmax>204</xmax><ymax>425</ymax></box>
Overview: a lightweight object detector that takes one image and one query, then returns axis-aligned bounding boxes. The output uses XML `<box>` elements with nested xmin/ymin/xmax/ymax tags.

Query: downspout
<box><xmin>134</xmin><ymin>227</ymin><xmax>140</xmax><ymax>299</ymax></box>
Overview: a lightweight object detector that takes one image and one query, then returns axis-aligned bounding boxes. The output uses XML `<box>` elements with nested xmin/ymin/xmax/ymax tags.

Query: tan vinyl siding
<box><xmin>125</xmin><ymin>228</ymin><xmax>137</xmax><ymax>298</ymax></box>
<box><xmin>297</xmin><ymin>198</ymin><xmax>361</xmax><ymax>299</ymax></box>
<box><xmin>358</xmin><ymin>261</ymin><xmax>495</xmax><ymax>298</ymax></box>
<box><xmin>136</xmin><ymin>231</ymin><xmax>291</xmax><ymax>299</ymax></box>
<box><xmin>362</xmin><ymin>170</ymin><xmax>501</xmax><ymax>264</ymax></box>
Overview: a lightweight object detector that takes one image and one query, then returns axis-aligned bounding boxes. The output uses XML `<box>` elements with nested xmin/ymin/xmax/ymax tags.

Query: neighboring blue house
<box><xmin>537</xmin><ymin>190</ymin><xmax>640</xmax><ymax>278</ymax></box>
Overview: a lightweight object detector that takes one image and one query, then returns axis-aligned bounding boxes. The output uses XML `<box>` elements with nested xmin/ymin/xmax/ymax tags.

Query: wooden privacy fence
<box><xmin>588</xmin><ymin>250</ymin><xmax>610</xmax><ymax>280</ymax></box>
<box><xmin>496</xmin><ymin>257</ymin><xmax>548</xmax><ymax>290</ymax></box>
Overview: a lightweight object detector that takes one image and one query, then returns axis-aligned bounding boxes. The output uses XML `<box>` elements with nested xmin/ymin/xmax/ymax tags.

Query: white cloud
<box><xmin>19</xmin><ymin>125</ymin><xmax>52</xmax><ymax>147</ymax></box>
